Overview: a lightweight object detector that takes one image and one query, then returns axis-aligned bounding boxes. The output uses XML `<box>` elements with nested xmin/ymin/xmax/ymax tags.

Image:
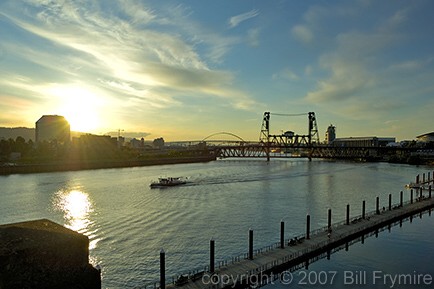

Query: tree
<box><xmin>153</xmin><ymin>138</ymin><xmax>165</xmax><ymax>149</ymax></box>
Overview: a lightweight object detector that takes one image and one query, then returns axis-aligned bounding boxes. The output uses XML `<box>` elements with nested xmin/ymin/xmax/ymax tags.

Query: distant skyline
<box><xmin>1</xmin><ymin>0</ymin><xmax>433</xmax><ymax>141</ymax></box>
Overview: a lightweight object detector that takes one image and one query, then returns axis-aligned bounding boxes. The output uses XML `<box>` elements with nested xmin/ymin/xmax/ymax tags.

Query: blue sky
<box><xmin>1</xmin><ymin>0</ymin><xmax>433</xmax><ymax>141</ymax></box>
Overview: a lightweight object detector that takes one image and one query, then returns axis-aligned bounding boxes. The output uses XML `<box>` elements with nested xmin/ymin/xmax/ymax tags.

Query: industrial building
<box><xmin>35</xmin><ymin>115</ymin><xmax>70</xmax><ymax>143</ymax></box>
<box><xmin>416</xmin><ymin>132</ymin><xmax>434</xmax><ymax>142</ymax></box>
<box><xmin>324</xmin><ymin>124</ymin><xmax>395</xmax><ymax>147</ymax></box>
<box><xmin>331</xmin><ymin>137</ymin><xmax>396</xmax><ymax>147</ymax></box>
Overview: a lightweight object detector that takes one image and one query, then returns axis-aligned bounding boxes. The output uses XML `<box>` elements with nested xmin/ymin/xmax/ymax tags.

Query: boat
<box><xmin>150</xmin><ymin>177</ymin><xmax>187</xmax><ymax>188</ymax></box>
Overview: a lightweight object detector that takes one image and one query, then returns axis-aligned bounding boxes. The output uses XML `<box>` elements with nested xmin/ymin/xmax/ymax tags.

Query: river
<box><xmin>0</xmin><ymin>159</ymin><xmax>433</xmax><ymax>288</ymax></box>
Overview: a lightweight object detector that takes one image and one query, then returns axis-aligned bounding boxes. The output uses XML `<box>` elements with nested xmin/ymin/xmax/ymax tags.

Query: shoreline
<box><xmin>1</xmin><ymin>155</ymin><xmax>431</xmax><ymax>176</ymax></box>
<box><xmin>0</xmin><ymin>155</ymin><xmax>217</xmax><ymax>176</ymax></box>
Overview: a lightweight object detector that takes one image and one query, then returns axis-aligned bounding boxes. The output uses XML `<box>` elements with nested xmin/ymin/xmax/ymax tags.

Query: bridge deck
<box><xmin>167</xmin><ymin>190</ymin><xmax>434</xmax><ymax>289</ymax></box>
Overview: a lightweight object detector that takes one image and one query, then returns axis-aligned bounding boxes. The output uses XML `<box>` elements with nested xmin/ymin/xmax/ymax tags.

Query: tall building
<box><xmin>325</xmin><ymin>124</ymin><xmax>336</xmax><ymax>144</ymax></box>
<box><xmin>35</xmin><ymin>115</ymin><xmax>70</xmax><ymax>143</ymax></box>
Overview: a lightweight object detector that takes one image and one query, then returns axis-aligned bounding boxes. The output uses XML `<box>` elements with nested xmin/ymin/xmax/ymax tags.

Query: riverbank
<box><xmin>0</xmin><ymin>155</ymin><xmax>216</xmax><ymax>175</ymax></box>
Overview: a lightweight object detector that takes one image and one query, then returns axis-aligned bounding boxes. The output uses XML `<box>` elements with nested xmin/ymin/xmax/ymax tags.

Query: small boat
<box><xmin>150</xmin><ymin>177</ymin><xmax>187</xmax><ymax>188</ymax></box>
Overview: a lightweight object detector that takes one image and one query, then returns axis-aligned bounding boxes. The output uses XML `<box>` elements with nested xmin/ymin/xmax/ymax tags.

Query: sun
<box><xmin>49</xmin><ymin>85</ymin><xmax>103</xmax><ymax>133</ymax></box>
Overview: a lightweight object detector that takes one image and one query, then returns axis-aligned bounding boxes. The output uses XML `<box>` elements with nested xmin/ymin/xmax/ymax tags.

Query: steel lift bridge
<box><xmin>210</xmin><ymin>111</ymin><xmax>428</xmax><ymax>161</ymax></box>
<box><xmin>213</xmin><ymin>112</ymin><xmax>320</xmax><ymax>160</ymax></box>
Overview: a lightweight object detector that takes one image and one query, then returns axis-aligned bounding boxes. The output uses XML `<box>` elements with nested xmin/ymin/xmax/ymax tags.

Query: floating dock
<box><xmin>150</xmin><ymin>172</ymin><xmax>434</xmax><ymax>289</ymax></box>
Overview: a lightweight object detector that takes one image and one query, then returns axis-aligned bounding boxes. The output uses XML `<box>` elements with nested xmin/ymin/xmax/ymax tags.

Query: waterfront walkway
<box><xmin>151</xmin><ymin>173</ymin><xmax>434</xmax><ymax>289</ymax></box>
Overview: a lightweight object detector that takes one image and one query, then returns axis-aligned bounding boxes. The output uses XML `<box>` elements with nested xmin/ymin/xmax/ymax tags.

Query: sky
<box><xmin>1</xmin><ymin>0</ymin><xmax>433</xmax><ymax>141</ymax></box>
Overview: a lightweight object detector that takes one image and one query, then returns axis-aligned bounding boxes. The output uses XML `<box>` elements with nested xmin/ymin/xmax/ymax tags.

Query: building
<box><xmin>35</xmin><ymin>115</ymin><xmax>70</xmax><ymax>143</ymax></box>
<box><xmin>416</xmin><ymin>132</ymin><xmax>434</xmax><ymax>142</ymax></box>
<box><xmin>331</xmin><ymin>137</ymin><xmax>396</xmax><ymax>147</ymax></box>
<box><xmin>73</xmin><ymin>134</ymin><xmax>117</xmax><ymax>148</ymax></box>
<box><xmin>325</xmin><ymin>124</ymin><xmax>336</xmax><ymax>144</ymax></box>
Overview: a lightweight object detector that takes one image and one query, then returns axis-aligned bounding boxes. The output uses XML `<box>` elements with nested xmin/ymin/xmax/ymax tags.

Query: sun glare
<box><xmin>48</xmin><ymin>85</ymin><xmax>103</xmax><ymax>133</ymax></box>
<box><xmin>53</xmin><ymin>189</ymin><xmax>93</xmax><ymax>233</ymax></box>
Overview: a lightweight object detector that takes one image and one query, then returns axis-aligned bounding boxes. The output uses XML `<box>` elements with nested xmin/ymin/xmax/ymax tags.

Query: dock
<box><xmin>149</xmin><ymin>172</ymin><xmax>434</xmax><ymax>289</ymax></box>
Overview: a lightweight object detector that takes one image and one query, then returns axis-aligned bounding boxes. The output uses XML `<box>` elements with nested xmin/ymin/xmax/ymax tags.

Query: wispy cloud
<box><xmin>272</xmin><ymin>68</ymin><xmax>299</xmax><ymax>81</ymax></box>
<box><xmin>0</xmin><ymin>0</ymin><xmax>258</xmax><ymax>120</ymax></box>
<box><xmin>300</xmin><ymin>4</ymin><xmax>419</xmax><ymax>111</ymax></box>
<box><xmin>292</xmin><ymin>25</ymin><xmax>313</xmax><ymax>43</ymax></box>
<box><xmin>228</xmin><ymin>9</ymin><xmax>259</xmax><ymax>28</ymax></box>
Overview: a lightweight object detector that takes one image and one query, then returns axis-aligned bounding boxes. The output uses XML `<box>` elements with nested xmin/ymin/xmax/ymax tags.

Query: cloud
<box><xmin>228</xmin><ymin>9</ymin><xmax>259</xmax><ymax>28</ymax></box>
<box><xmin>0</xmin><ymin>0</ymin><xmax>258</xmax><ymax>117</ymax></box>
<box><xmin>272</xmin><ymin>68</ymin><xmax>299</xmax><ymax>81</ymax></box>
<box><xmin>306</xmin><ymin>55</ymin><xmax>374</xmax><ymax>102</ymax></box>
<box><xmin>305</xmin><ymin>8</ymin><xmax>409</xmax><ymax>104</ymax></box>
<box><xmin>247</xmin><ymin>28</ymin><xmax>260</xmax><ymax>47</ymax></box>
<box><xmin>292</xmin><ymin>25</ymin><xmax>313</xmax><ymax>43</ymax></box>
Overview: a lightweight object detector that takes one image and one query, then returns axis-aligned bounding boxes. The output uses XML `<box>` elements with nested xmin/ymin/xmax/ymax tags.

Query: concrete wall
<box><xmin>0</xmin><ymin>219</ymin><xmax>100</xmax><ymax>289</ymax></box>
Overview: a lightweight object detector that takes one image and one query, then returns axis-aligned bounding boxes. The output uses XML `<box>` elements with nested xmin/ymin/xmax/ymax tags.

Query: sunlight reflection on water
<box><xmin>53</xmin><ymin>189</ymin><xmax>96</xmax><ymax>241</ymax></box>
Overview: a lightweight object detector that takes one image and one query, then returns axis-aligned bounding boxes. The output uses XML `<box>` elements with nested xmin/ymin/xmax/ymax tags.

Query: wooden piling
<box><xmin>411</xmin><ymin>189</ymin><xmax>413</xmax><ymax>204</ymax></box>
<box><xmin>306</xmin><ymin>214</ymin><xmax>310</xmax><ymax>239</ymax></box>
<box><xmin>400</xmin><ymin>191</ymin><xmax>403</xmax><ymax>207</ymax></box>
<box><xmin>210</xmin><ymin>239</ymin><xmax>215</xmax><ymax>273</ymax></box>
<box><xmin>248</xmin><ymin>229</ymin><xmax>253</xmax><ymax>260</ymax></box>
<box><xmin>327</xmin><ymin>209</ymin><xmax>332</xmax><ymax>230</ymax></box>
<box><xmin>160</xmin><ymin>249</ymin><xmax>165</xmax><ymax>289</ymax></box>
<box><xmin>346</xmin><ymin>204</ymin><xmax>350</xmax><ymax>225</ymax></box>
<box><xmin>389</xmin><ymin>194</ymin><xmax>392</xmax><ymax>211</ymax></box>
<box><xmin>362</xmin><ymin>200</ymin><xmax>366</xmax><ymax>219</ymax></box>
<box><xmin>376</xmin><ymin>196</ymin><xmax>380</xmax><ymax>215</ymax></box>
<box><xmin>280</xmin><ymin>221</ymin><xmax>285</xmax><ymax>249</ymax></box>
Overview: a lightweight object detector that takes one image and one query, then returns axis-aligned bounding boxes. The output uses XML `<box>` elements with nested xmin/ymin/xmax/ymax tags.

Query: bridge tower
<box><xmin>259</xmin><ymin>112</ymin><xmax>271</xmax><ymax>161</ymax></box>
<box><xmin>259</xmin><ymin>112</ymin><xmax>270</xmax><ymax>143</ymax></box>
<box><xmin>308</xmin><ymin>112</ymin><xmax>320</xmax><ymax>145</ymax></box>
<box><xmin>259</xmin><ymin>111</ymin><xmax>320</xmax><ymax>161</ymax></box>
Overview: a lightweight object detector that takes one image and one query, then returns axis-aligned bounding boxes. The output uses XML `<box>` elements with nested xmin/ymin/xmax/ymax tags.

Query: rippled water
<box><xmin>0</xmin><ymin>159</ymin><xmax>433</xmax><ymax>288</ymax></box>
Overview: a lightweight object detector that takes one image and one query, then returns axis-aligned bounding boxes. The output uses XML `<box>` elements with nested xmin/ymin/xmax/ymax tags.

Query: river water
<box><xmin>0</xmin><ymin>159</ymin><xmax>433</xmax><ymax>288</ymax></box>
